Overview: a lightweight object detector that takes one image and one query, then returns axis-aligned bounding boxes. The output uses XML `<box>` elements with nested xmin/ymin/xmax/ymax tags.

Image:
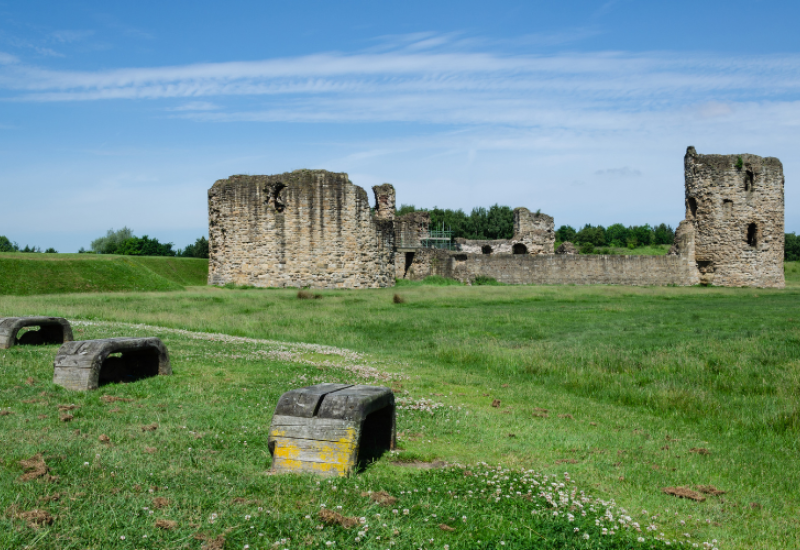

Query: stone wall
<box><xmin>407</xmin><ymin>252</ymin><xmax>699</xmax><ymax>286</ymax></box>
<box><xmin>514</xmin><ymin>208</ymin><xmax>555</xmax><ymax>254</ymax></box>
<box><xmin>683</xmin><ymin>147</ymin><xmax>784</xmax><ymax>288</ymax></box>
<box><xmin>394</xmin><ymin>211</ymin><xmax>430</xmax><ymax>249</ymax></box>
<box><xmin>455</xmin><ymin>208</ymin><xmax>555</xmax><ymax>256</ymax></box>
<box><xmin>208</xmin><ymin>170</ymin><xmax>395</xmax><ymax>289</ymax></box>
<box><xmin>208</xmin><ymin>148</ymin><xmax>784</xmax><ymax>290</ymax></box>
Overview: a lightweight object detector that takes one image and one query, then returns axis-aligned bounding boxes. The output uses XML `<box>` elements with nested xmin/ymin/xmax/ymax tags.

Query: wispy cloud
<box><xmin>1</xmin><ymin>46</ymin><xmax>799</xmax><ymax>113</ymax></box>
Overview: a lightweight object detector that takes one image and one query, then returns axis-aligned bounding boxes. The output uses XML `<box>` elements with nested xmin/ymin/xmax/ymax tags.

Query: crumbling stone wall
<box><xmin>372</xmin><ymin>184</ymin><xmax>396</xmax><ymax>221</ymax></box>
<box><xmin>513</xmin><ymin>208</ymin><xmax>555</xmax><ymax>254</ymax></box>
<box><xmin>208</xmin><ymin>148</ymin><xmax>783</xmax><ymax>290</ymax></box>
<box><xmin>456</xmin><ymin>208</ymin><xmax>555</xmax><ymax>256</ymax></box>
<box><xmin>445</xmin><ymin>254</ymin><xmax>699</xmax><ymax>286</ymax></box>
<box><xmin>456</xmin><ymin>239</ymin><xmax>514</xmax><ymax>255</ymax></box>
<box><xmin>208</xmin><ymin>170</ymin><xmax>395</xmax><ymax>289</ymax></box>
<box><xmin>682</xmin><ymin>147</ymin><xmax>784</xmax><ymax>288</ymax></box>
<box><xmin>394</xmin><ymin>211</ymin><xmax>430</xmax><ymax>249</ymax></box>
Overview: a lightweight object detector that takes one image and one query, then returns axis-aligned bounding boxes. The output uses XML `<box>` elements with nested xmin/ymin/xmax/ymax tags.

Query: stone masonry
<box><xmin>208</xmin><ymin>170</ymin><xmax>395</xmax><ymax>289</ymax></box>
<box><xmin>681</xmin><ymin>147</ymin><xmax>784</xmax><ymax>288</ymax></box>
<box><xmin>457</xmin><ymin>208</ymin><xmax>555</xmax><ymax>256</ymax></box>
<box><xmin>208</xmin><ymin>148</ymin><xmax>784</xmax><ymax>289</ymax></box>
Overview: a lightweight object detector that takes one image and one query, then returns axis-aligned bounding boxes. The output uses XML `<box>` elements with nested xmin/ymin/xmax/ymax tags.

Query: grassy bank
<box><xmin>0</xmin><ymin>266</ymin><xmax>797</xmax><ymax>548</ymax></box>
<box><xmin>0</xmin><ymin>254</ymin><xmax>208</xmax><ymax>295</ymax></box>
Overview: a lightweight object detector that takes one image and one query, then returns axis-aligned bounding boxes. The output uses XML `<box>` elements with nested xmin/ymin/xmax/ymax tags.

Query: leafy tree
<box><xmin>485</xmin><ymin>205</ymin><xmax>514</xmax><ymax>240</ymax></box>
<box><xmin>396</xmin><ymin>204</ymin><xmax>417</xmax><ymax>217</ymax></box>
<box><xmin>555</xmin><ymin>225</ymin><xmax>577</xmax><ymax>243</ymax></box>
<box><xmin>575</xmin><ymin>224</ymin><xmax>607</xmax><ymax>246</ymax></box>
<box><xmin>91</xmin><ymin>227</ymin><xmax>134</xmax><ymax>254</ymax></box>
<box><xmin>653</xmin><ymin>223</ymin><xmax>675</xmax><ymax>245</ymax></box>
<box><xmin>181</xmin><ymin>236</ymin><xmax>209</xmax><ymax>258</ymax></box>
<box><xmin>0</xmin><ymin>236</ymin><xmax>17</xmax><ymax>252</ymax></box>
<box><xmin>44</xmin><ymin>247</ymin><xmax>57</xmax><ymax>254</ymax></box>
<box><xmin>116</xmin><ymin>235</ymin><xmax>176</xmax><ymax>257</ymax></box>
<box><xmin>629</xmin><ymin>224</ymin><xmax>654</xmax><ymax>247</ymax></box>
<box><xmin>605</xmin><ymin>223</ymin><xmax>629</xmax><ymax>247</ymax></box>
<box><xmin>786</xmin><ymin>233</ymin><xmax>800</xmax><ymax>261</ymax></box>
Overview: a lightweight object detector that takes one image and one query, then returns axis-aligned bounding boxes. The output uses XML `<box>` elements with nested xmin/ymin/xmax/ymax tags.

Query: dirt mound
<box><xmin>662</xmin><ymin>486</ymin><xmax>706</xmax><ymax>502</ymax></box>
<box><xmin>319</xmin><ymin>509</ymin><xmax>360</xmax><ymax>528</ymax></box>
<box><xmin>361</xmin><ymin>490</ymin><xmax>397</xmax><ymax>506</ymax></box>
<box><xmin>18</xmin><ymin>453</ymin><xmax>58</xmax><ymax>482</ymax></box>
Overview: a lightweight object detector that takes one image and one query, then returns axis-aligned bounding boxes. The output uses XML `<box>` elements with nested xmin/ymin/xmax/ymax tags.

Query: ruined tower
<box><xmin>208</xmin><ymin>170</ymin><xmax>396</xmax><ymax>289</ymax></box>
<box><xmin>683</xmin><ymin>146</ymin><xmax>784</xmax><ymax>288</ymax></box>
<box><xmin>512</xmin><ymin>208</ymin><xmax>555</xmax><ymax>255</ymax></box>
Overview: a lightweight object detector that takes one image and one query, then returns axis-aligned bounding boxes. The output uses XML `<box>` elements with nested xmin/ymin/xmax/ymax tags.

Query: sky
<box><xmin>1</xmin><ymin>0</ymin><xmax>799</xmax><ymax>252</ymax></box>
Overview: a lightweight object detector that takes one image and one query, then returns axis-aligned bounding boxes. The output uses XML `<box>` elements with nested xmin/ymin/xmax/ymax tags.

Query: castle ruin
<box><xmin>208</xmin><ymin>148</ymin><xmax>785</xmax><ymax>289</ymax></box>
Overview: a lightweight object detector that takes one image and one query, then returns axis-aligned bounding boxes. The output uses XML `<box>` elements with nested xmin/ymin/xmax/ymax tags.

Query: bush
<box><xmin>91</xmin><ymin>227</ymin><xmax>134</xmax><ymax>254</ymax></box>
<box><xmin>181</xmin><ymin>236</ymin><xmax>209</xmax><ymax>258</ymax></box>
<box><xmin>116</xmin><ymin>235</ymin><xmax>176</xmax><ymax>257</ymax></box>
<box><xmin>580</xmin><ymin>242</ymin><xmax>595</xmax><ymax>254</ymax></box>
<box><xmin>786</xmin><ymin>233</ymin><xmax>800</xmax><ymax>261</ymax></box>
<box><xmin>297</xmin><ymin>290</ymin><xmax>322</xmax><ymax>299</ymax></box>
<box><xmin>393</xmin><ymin>293</ymin><xmax>405</xmax><ymax>303</ymax></box>
<box><xmin>0</xmin><ymin>236</ymin><xmax>17</xmax><ymax>252</ymax></box>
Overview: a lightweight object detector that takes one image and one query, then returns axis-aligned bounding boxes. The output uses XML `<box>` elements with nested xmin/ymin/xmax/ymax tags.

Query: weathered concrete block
<box><xmin>268</xmin><ymin>383</ymin><xmax>396</xmax><ymax>476</ymax></box>
<box><xmin>0</xmin><ymin>317</ymin><xmax>73</xmax><ymax>349</ymax></box>
<box><xmin>53</xmin><ymin>337</ymin><xmax>171</xmax><ymax>391</ymax></box>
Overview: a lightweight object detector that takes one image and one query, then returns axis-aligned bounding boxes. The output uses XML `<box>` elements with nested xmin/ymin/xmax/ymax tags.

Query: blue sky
<box><xmin>1</xmin><ymin>0</ymin><xmax>799</xmax><ymax>252</ymax></box>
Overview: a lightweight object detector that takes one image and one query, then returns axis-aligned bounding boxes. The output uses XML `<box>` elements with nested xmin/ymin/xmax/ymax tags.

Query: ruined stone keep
<box><xmin>208</xmin><ymin>170</ymin><xmax>395</xmax><ymax>288</ymax></box>
<box><xmin>208</xmin><ymin>148</ymin><xmax>784</xmax><ymax>289</ymax></box>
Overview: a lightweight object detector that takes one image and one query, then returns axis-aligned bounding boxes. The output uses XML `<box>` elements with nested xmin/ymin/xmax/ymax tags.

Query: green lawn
<box><xmin>0</xmin><ymin>253</ymin><xmax>208</xmax><ymax>295</ymax></box>
<box><xmin>0</xmin><ymin>264</ymin><xmax>798</xmax><ymax>548</ymax></box>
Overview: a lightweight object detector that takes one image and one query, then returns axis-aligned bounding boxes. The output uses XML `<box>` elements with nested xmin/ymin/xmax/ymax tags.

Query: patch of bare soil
<box><xmin>390</xmin><ymin>460</ymin><xmax>448</xmax><ymax>470</ymax></box>
<box><xmin>319</xmin><ymin>509</ymin><xmax>360</xmax><ymax>528</ymax></box>
<box><xmin>15</xmin><ymin>508</ymin><xmax>54</xmax><ymax>528</ymax></box>
<box><xmin>555</xmin><ymin>459</ymin><xmax>578</xmax><ymax>464</ymax></box>
<box><xmin>98</xmin><ymin>434</ymin><xmax>111</xmax><ymax>444</ymax></box>
<box><xmin>362</xmin><ymin>490</ymin><xmax>397</xmax><ymax>506</ymax></box>
<box><xmin>696</xmin><ymin>485</ymin><xmax>726</xmax><ymax>496</ymax></box>
<box><xmin>100</xmin><ymin>395</ymin><xmax>132</xmax><ymax>404</ymax></box>
<box><xmin>141</xmin><ymin>423</ymin><xmax>158</xmax><ymax>432</ymax></box>
<box><xmin>18</xmin><ymin>453</ymin><xmax>58</xmax><ymax>482</ymax></box>
<box><xmin>25</xmin><ymin>377</ymin><xmax>36</xmax><ymax>386</ymax></box>
<box><xmin>59</xmin><ymin>414</ymin><xmax>73</xmax><ymax>422</ymax></box>
<box><xmin>689</xmin><ymin>448</ymin><xmax>711</xmax><ymax>455</ymax></box>
<box><xmin>532</xmin><ymin>411</ymin><xmax>548</xmax><ymax>418</ymax></box>
<box><xmin>0</xmin><ymin>410</ymin><xmax>13</xmax><ymax>416</ymax></box>
<box><xmin>438</xmin><ymin>523</ymin><xmax>455</xmax><ymax>531</ymax></box>
<box><xmin>558</xmin><ymin>414</ymin><xmax>574</xmax><ymax>420</ymax></box>
<box><xmin>38</xmin><ymin>493</ymin><xmax>62</xmax><ymax>503</ymax></box>
<box><xmin>491</xmin><ymin>399</ymin><xmax>501</xmax><ymax>408</ymax></box>
<box><xmin>231</xmin><ymin>497</ymin><xmax>261</xmax><ymax>505</ymax></box>
<box><xmin>57</xmin><ymin>404</ymin><xmax>79</xmax><ymax>411</ymax></box>
<box><xmin>144</xmin><ymin>446</ymin><xmax>157</xmax><ymax>454</ymax></box>
<box><xmin>662</xmin><ymin>486</ymin><xmax>706</xmax><ymax>502</ymax></box>
<box><xmin>152</xmin><ymin>497</ymin><xmax>170</xmax><ymax>509</ymax></box>
<box><xmin>155</xmin><ymin>519</ymin><xmax>177</xmax><ymax>530</ymax></box>
<box><xmin>195</xmin><ymin>533</ymin><xmax>226</xmax><ymax>550</ymax></box>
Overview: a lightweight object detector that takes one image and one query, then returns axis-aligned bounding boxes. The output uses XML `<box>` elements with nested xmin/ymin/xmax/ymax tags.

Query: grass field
<box><xmin>0</xmin><ymin>263</ymin><xmax>798</xmax><ymax>549</ymax></box>
<box><xmin>0</xmin><ymin>253</ymin><xmax>208</xmax><ymax>295</ymax></box>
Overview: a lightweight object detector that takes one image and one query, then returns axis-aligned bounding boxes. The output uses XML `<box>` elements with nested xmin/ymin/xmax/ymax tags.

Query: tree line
<box><xmin>0</xmin><ymin>236</ymin><xmax>57</xmax><ymax>253</ymax></box>
<box><xmin>397</xmin><ymin>204</ymin><xmax>675</xmax><ymax>249</ymax></box>
<box><xmin>85</xmin><ymin>227</ymin><xmax>208</xmax><ymax>258</ymax></box>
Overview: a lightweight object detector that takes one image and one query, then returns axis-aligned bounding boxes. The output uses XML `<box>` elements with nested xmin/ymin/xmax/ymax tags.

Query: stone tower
<box><xmin>208</xmin><ymin>170</ymin><xmax>396</xmax><ymax>289</ymax></box>
<box><xmin>683</xmin><ymin>146</ymin><xmax>784</xmax><ymax>288</ymax></box>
